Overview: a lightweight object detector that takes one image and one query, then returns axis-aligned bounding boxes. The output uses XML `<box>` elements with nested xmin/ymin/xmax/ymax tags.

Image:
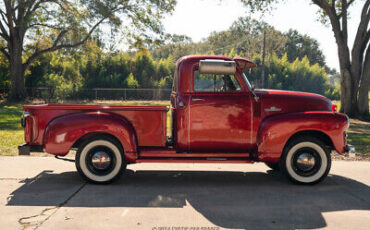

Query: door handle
<box><xmin>192</xmin><ymin>98</ymin><xmax>204</xmax><ymax>102</ymax></box>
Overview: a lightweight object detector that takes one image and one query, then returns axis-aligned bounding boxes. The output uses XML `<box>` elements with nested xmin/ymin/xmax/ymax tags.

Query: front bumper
<box><xmin>18</xmin><ymin>144</ymin><xmax>43</xmax><ymax>155</ymax></box>
<box><xmin>344</xmin><ymin>144</ymin><xmax>355</xmax><ymax>153</ymax></box>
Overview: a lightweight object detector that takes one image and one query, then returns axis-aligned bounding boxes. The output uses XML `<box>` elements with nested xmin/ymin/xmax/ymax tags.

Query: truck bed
<box><xmin>24</xmin><ymin>104</ymin><xmax>168</xmax><ymax>147</ymax></box>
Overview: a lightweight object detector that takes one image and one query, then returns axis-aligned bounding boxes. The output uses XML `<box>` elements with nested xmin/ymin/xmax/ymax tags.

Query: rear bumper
<box><xmin>344</xmin><ymin>144</ymin><xmax>355</xmax><ymax>153</ymax></box>
<box><xmin>18</xmin><ymin>144</ymin><xmax>43</xmax><ymax>155</ymax></box>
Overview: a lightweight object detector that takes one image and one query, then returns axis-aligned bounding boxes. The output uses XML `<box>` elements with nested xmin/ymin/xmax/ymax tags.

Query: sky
<box><xmin>162</xmin><ymin>0</ymin><xmax>364</xmax><ymax>71</ymax></box>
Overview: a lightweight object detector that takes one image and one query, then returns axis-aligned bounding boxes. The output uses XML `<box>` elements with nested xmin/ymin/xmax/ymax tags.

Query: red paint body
<box><xmin>22</xmin><ymin>55</ymin><xmax>349</xmax><ymax>164</ymax></box>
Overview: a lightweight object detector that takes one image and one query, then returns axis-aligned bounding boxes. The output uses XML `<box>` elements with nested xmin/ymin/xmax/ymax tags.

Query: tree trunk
<box><xmin>340</xmin><ymin>67</ymin><xmax>355</xmax><ymax>115</ymax></box>
<box><xmin>358</xmin><ymin>53</ymin><xmax>370</xmax><ymax>119</ymax></box>
<box><xmin>337</xmin><ymin>41</ymin><xmax>357</xmax><ymax>116</ymax></box>
<box><xmin>9</xmin><ymin>41</ymin><xmax>26</xmax><ymax>102</ymax></box>
<box><xmin>335</xmin><ymin>31</ymin><xmax>362</xmax><ymax>117</ymax></box>
<box><xmin>358</xmin><ymin>78</ymin><xmax>369</xmax><ymax>119</ymax></box>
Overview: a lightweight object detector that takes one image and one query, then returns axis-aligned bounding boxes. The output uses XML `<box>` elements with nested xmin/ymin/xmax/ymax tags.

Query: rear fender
<box><xmin>43</xmin><ymin>112</ymin><xmax>137</xmax><ymax>162</ymax></box>
<box><xmin>257</xmin><ymin>112</ymin><xmax>348</xmax><ymax>162</ymax></box>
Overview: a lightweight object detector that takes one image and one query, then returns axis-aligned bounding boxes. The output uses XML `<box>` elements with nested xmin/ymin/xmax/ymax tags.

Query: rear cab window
<box><xmin>193</xmin><ymin>68</ymin><xmax>241</xmax><ymax>92</ymax></box>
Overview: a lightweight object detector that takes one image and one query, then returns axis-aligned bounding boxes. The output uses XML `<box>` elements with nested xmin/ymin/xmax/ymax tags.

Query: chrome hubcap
<box><xmin>91</xmin><ymin>151</ymin><xmax>111</xmax><ymax>170</ymax></box>
<box><xmin>296</xmin><ymin>153</ymin><xmax>316</xmax><ymax>171</ymax></box>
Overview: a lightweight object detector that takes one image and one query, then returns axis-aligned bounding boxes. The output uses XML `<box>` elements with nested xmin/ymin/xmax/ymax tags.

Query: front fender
<box><xmin>257</xmin><ymin>112</ymin><xmax>348</xmax><ymax>162</ymax></box>
<box><xmin>43</xmin><ymin>112</ymin><xmax>137</xmax><ymax>162</ymax></box>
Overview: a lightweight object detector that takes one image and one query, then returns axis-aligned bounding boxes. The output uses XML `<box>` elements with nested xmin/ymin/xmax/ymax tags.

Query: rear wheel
<box><xmin>75</xmin><ymin>136</ymin><xmax>126</xmax><ymax>184</ymax></box>
<box><xmin>280</xmin><ymin>136</ymin><xmax>331</xmax><ymax>184</ymax></box>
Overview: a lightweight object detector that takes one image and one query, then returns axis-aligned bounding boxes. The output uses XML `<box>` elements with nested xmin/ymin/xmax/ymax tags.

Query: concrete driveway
<box><xmin>0</xmin><ymin>156</ymin><xmax>370</xmax><ymax>230</ymax></box>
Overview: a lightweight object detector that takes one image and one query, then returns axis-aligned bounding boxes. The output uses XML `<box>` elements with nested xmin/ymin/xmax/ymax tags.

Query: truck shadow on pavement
<box><xmin>7</xmin><ymin>169</ymin><xmax>370</xmax><ymax>229</ymax></box>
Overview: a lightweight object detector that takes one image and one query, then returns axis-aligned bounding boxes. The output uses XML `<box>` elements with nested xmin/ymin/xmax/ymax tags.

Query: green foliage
<box><xmin>325</xmin><ymin>83</ymin><xmax>340</xmax><ymax>100</ymax></box>
<box><xmin>44</xmin><ymin>73</ymin><xmax>74</xmax><ymax>101</ymax></box>
<box><xmin>0</xmin><ymin>0</ymin><xmax>177</xmax><ymax>101</ymax></box>
<box><xmin>0</xmin><ymin>54</ymin><xmax>9</xmax><ymax>91</ymax></box>
<box><xmin>1</xmin><ymin>0</ymin><xmax>177</xmax><ymax>61</ymax></box>
<box><xmin>240</xmin><ymin>0</ymin><xmax>283</xmax><ymax>13</ymax></box>
<box><xmin>247</xmin><ymin>53</ymin><xmax>336</xmax><ymax>99</ymax></box>
<box><xmin>22</xmin><ymin>41</ymin><xmax>175</xmax><ymax>95</ymax></box>
<box><xmin>125</xmin><ymin>73</ymin><xmax>139</xmax><ymax>88</ymax></box>
<box><xmin>0</xmin><ymin>15</ymin><xmax>337</xmax><ymax>101</ymax></box>
<box><xmin>2</xmin><ymin>27</ymin><xmax>336</xmax><ymax>101</ymax></box>
<box><xmin>228</xmin><ymin>48</ymin><xmax>236</xmax><ymax>57</ymax></box>
<box><xmin>134</xmin><ymin>50</ymin><xmax>156</xmax><ymax>88</ymax></box>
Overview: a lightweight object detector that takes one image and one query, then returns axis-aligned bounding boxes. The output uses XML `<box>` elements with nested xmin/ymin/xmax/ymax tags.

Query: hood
<box><xmin>255</xmin><ymin>89</ymin><xmax>332</xmax><ymax>117</ymax></box>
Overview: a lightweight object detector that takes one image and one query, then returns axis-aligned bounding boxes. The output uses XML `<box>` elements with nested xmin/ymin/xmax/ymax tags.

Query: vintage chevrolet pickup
<box><xmin>19</xmin><ymin>55</ymin><xmax>354</xmax><ymax>184</ymax></box>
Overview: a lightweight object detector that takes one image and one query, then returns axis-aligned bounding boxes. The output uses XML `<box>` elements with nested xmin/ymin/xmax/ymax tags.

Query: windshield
<box><xmin>242</xmin><ymin>73</ymin><xmax>253</xmax><ymax>91</ymax></box>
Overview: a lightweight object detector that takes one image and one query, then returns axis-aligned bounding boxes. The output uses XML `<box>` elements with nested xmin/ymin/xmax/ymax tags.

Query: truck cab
<box><xmin>19</xmin><ymin>55</ymin><xmax>353</xmax><ymax>185</ymax></box>
<box><xmin>171</xmin><ymin>56</ymin><xmax>255</xmax><ymax>153</ymax></box>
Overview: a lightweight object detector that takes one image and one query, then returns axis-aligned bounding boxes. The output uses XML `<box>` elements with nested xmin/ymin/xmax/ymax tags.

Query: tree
<box><xmin>134</xmin><ymin>49</ymin><xmax>155</xmax><ymax>88</ymax></box>
<box><xmin>0</xmin><ymin>0</ymin><xmax>176</xmax><ymax>101</ymax></box>
<box><xmin>152</xmin><ymin>16</ymin><xmax>324</xmax><ymax>68</ymax></box>
<box><xmin>284</xmin><ymin>29</ymin><xmax>326</xmax><ymax>67</ymax></box>
<box><xmin>248</xmin><ymin>53</ymin><xmax>332</xmax><ymax>97</ymax></box>
<box><xmin>241</xmin><ymin>0</ymin><xmax>370</xmax><ymax>118</ymax></box>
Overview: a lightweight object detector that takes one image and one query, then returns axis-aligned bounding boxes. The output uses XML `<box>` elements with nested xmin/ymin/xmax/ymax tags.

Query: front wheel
<box><xmin>280</xmin><ymin>137</ymin><xmax>331</xmax><ymax>184</ymax></box>
<box><xmin>76</xmin><ymin>136</ymin><xmax>126</xmax><ymax>184</ymax></box>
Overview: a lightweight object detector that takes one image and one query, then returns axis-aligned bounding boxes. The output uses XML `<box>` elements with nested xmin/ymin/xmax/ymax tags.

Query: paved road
<box><xmin>0</xmin><ymin>156</ymin><xmax>369</xmax><ymax>230</ymax></box>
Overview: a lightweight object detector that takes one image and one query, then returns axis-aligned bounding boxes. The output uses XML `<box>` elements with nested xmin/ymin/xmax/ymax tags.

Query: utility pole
<box><xmin>261</xmin><ymin>29</ymin><xmax>266</xmax><ymax>88</ymax></box>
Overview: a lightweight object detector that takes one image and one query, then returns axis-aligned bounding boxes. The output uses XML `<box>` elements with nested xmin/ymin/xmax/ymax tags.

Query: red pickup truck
<box><xmin>19</xmin><ymin>55</ymin><xmax>353</xmax><ymax>184</ymax></box>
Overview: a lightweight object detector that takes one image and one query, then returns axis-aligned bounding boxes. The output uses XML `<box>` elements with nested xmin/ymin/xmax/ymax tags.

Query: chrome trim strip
<box><xmin>250</xmin><ymin>96</ymin><xmax>253</xmax><ymax>145</ymax></box>
<box><xmin>188</xmin><ymin>96</ymin><xmax>191</xmax><ymax>152</ymax></box>
<box><xmin>265</xmin><ymin>106</ymin><xmax>281</xmax><ymax>112</ymax></box>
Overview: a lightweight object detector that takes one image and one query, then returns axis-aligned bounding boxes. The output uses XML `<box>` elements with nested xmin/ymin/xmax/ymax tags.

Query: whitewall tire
<box><xmin>76</xmin><ymin>136</ymin><xmax>126</xmax><ymax>184</ymax></box>
<box><xmin>280</xmin><ymin>137</ymin><xmax>331</xmax><ymax>184</ymax></box>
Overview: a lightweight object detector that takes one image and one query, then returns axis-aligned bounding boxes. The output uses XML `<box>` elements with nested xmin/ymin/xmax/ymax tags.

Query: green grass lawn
<box><xmin>345</xmin><ymin>119</ymin><xmax>370</xmax><ymax>155</ymax></box>
<box><xmin>0</xmin><ymin>100</ymin><xmax>368</xmax><ymax>156</ymax></box>
<box><xmin>332</xmin><ymin>100</ymin><xmax>369</xmax><ymax>154</ymax></box>
<box><xmin>0</xmin><ymin>104</ymin><xmax>24</xmax><ymax>156</ymax></box>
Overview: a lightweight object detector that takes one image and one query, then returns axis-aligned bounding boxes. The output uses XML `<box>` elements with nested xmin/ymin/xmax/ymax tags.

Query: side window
<box><xmin>194</xmin><ymin>69</ymin><xmax>241</xmax><ymax>92</ymax></box>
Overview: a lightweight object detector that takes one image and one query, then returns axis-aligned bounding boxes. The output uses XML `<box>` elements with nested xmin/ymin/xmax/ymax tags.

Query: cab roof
<box><xmin>174</xmin><ymin>55</ymin><xmax>256</xmax><ymax>93</ymax></box>
<box><xmin>176</xmin><ymin>55</ymin><xmax>256</xmax><ymax>69</ymax></box>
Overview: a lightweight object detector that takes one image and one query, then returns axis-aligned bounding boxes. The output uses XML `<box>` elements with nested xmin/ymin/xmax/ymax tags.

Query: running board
<box><xmin>139</xmin><ymin>151</ymin><xmax>250</xmax><ymax>158</ymax></box>
<box><xmin>136</xmin><ymin>157</ymin><xmax>253</xmax><ymax>163</ymax></box>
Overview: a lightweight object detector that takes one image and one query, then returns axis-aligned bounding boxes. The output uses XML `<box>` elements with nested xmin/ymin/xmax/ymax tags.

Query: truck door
<box><xmin>188</xmin><ymin>69</ymin><xmax>252</xmax><ymax>152</ymax></box>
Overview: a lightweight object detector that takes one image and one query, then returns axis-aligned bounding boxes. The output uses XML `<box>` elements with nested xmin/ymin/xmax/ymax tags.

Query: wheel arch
<box><xmin>283</xmin><ymin>130</ymin><xmax>334</xmax><ymax>153</ymax></box>
<box><xmin>257</xmin><ymin>112</ymin><xmax>345</xmax><ymax>163</ymax></box>
<box><xmin>43</xmin><ymin>112</ymin><xmax>138</xmax><ymax>162</ymax></box>
<box><xmin>72</xmin><ymin>132</ymin><xmax>123</xmax><ymax>151</ymax></box>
